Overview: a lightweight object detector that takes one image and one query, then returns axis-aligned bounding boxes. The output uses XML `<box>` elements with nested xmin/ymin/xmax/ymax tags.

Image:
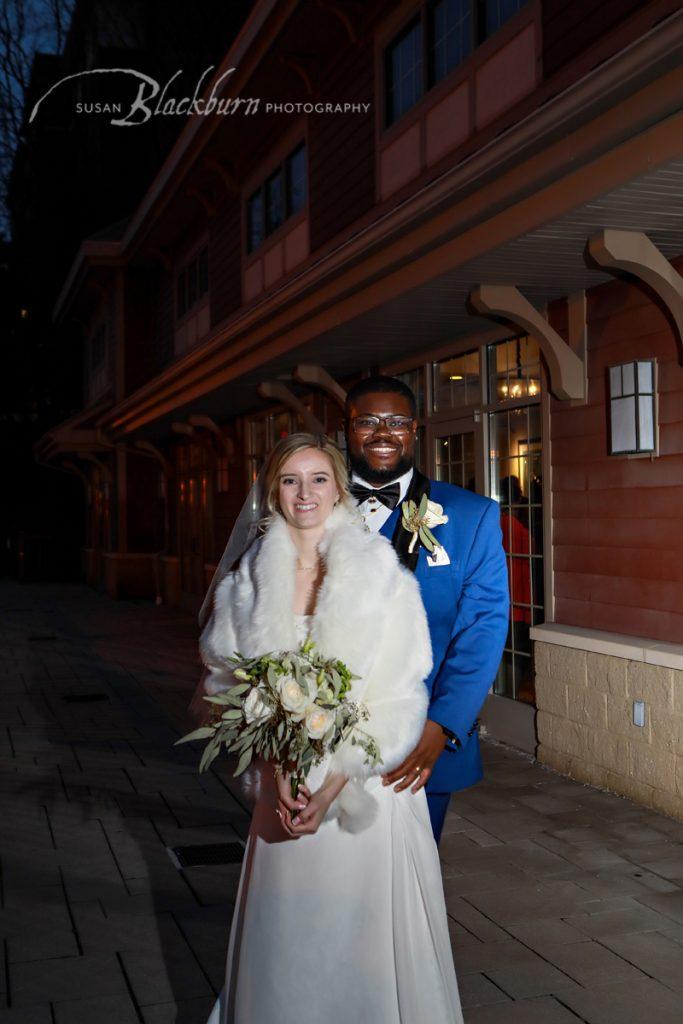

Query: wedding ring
<box><xmin>414</xmin><ymin>765</ymin><xmax>423</xmax><ymax>774</ymax></box>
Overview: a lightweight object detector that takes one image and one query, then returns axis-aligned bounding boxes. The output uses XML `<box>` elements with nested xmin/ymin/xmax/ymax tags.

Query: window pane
<box><xmin>622</xmin><ymin>361</ymin><xmax>635</xmax><ymax>396</ymax></box>
<box><xmin>638</xmin><ymin>395</ymin><xmax>655</xmax><ymax>451</ymax></box>
<box><xmin>611</xmin><ymin>396</ymin><xmax>637</xmax><ymax>453</ymax></box>
<box><xmin>487</xmin><ymin>335</ymin><xmax>541</xmax><ymax>403</ymax></box>
<box><xmin>637</xmin><ymin>360</ymin><xmax>653</xmax><ymax>394</ymax></box>
<box><xmin>609</xmin><ymin>365</ymin><xmax>622</xmax><ymax>397</ymax></box>
<box><xmin>481</xmin><ymin>0</ymin><xmax>525</xmax><ymax>41</ymax></box>
<box><xmin>198</xmin><ymin>247</ymin><xmax>209</xmax><ymax>296</ymax></box>
<box><xmin>432</xmin><ymin>349</ymin><xmax>480</xmax><ymax>412</ymax></box>
<box><xmin>247</xmin><ymin>190</ymin><xmax>263</xmax><ymax>252</ymax></box>
<box><xmin>434</xmin><ymin>431</ymin><xmax>475</xmax><ymax>488</ymax></box>
<box><xmin>286</xmin><ymin>143</ymin><xmax>307</xmax><ymax>215</ymax></box>
<box><xmin>396</xmin><ymin>368</ymin><xmax>425</xmax><ymax>417</ymax></box>
<box><xmin>385</xmin><ymin>18</ymin><xmax>423</xmax><ymax>126</ymax></box>
<box><xmin>429</xmin><ymin>0</ymin><xmax>472</xmax><ymax>85</ymax></box>
<box><xmin>266</xmin><ymin>170</ymin><xmax>284</xmax><ymax>235</ymax></box>
<box><xmin>490</xmin><ymin>402</ymin><xmax>543</xmax><ymax>706</ymax></box>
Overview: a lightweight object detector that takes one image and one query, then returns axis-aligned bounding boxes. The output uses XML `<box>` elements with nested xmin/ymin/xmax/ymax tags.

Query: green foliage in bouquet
<box><xmin>175</xmin><ymin>639</ymin><xmax>382</xmax><ymax>796</ymax></box>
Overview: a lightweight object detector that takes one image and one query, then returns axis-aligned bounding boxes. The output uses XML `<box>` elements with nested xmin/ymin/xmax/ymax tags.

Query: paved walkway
<box><xmin>1</xmin><ymin>582</ymin><xmax>683</xmax><ymax>1024</ymax></box>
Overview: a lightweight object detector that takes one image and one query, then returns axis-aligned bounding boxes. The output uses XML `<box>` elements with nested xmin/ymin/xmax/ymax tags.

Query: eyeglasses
<box><xmin>350</xmin><ymin>415</ymin><xmax>415</xmax><ymax>434</ymax></box>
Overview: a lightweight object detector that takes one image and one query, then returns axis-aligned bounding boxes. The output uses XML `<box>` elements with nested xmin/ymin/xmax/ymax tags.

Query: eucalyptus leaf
<box><xmin>174</xmin><ymin>725</ymin><xmax>215</xmax><ymax>745</ymax></box>
<box><xmin>234</xmin><ymin>746</ymin><xmax>254</xmax><ymax>777</ymax></box>
<box><xmin>418</xmin><ymin>525</ymin><xmax>435</xmax><ymax>552</ymax></box>
<box><xmin>199</xmin><ymin>735</ymin><xmax>219</xmax><ymax>772</ymax></box>
<box><xmin>228</xmin><ymin>682</ymin><xmax>251</xmax><ymax>696</ymax></box>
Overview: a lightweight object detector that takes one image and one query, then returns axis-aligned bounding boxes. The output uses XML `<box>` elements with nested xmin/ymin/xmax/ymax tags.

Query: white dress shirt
<box><xmin>351</xmin><ymin>468</ymin><xmax>414</xmax><ymax>533</ymax></box>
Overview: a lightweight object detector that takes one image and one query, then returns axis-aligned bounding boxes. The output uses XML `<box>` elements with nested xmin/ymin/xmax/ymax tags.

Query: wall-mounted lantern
<box><xmin>608</xmin><ymin>359</ymin><xmax>657</xmax><ymax>456</ymax></box>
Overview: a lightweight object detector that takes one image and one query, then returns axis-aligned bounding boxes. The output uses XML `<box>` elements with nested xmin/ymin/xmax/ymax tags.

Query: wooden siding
<box><xmin>210</xmin><ymin>192</ymin><xmax>242</xmax><ymax>328</ymax></box>
<box><xmin>308</xmin><ymin>34</ymin><xmax>375</xmax><ymax>253</ymax></box>
<box><xmin>154</xmin><ymin>270</ymin><xmax>174</xmax><ymax>374</ymax></box>
<box><xmin>550</xmin><ymin>264</ymin><xmax>683</xmax><ymax>642</ymax></box>
<box><xmin>124</xmin><ymin>271</ymin><xmax>157</xmax><ymax>394</ymax></box>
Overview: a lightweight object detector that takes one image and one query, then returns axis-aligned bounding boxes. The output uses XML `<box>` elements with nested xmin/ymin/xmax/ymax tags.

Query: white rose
<box><xmin>243</xmin><ymin>686</ymin><xmax>272</xmax><ymax>725</ymax></box>
<box><xmin>423</xmin><ymin>500</ymin><xmax>449</xmax><ymax>528</ymax></box>
<box><xmin>278</xmin><ymin>675</ymin><xmax>309</xmax><ymax>718</ymax></box>
<box><xmin>305</xmin><ymin>706</ymin><xmax>334</xmax><ymax>740</ymax></box>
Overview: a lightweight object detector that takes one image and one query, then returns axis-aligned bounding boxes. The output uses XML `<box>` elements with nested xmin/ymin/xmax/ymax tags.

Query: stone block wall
<box><xmin>535</xmin><ymin>640</ymin><xmax>683</xmax><ymax>820</ymax></box>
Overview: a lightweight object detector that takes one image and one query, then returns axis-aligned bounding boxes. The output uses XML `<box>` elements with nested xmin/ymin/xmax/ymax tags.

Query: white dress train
<box><xmin>206</xmin><ymin>616</ymin><xmax>463</xmax><ymax>1024</ymax></box>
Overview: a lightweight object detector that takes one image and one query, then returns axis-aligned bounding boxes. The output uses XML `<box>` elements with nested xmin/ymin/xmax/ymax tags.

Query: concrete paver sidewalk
<box><xmin>1</xmin><ymin>582</ymin><xmax>683</xmax><ymax>1023</ymax></box>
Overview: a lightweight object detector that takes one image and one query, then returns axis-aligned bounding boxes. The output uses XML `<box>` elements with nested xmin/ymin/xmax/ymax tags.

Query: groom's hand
<box><xmin>382</xmin><ymin>720</ymin><xmax>445</xmax><ymax>793</ymax></box>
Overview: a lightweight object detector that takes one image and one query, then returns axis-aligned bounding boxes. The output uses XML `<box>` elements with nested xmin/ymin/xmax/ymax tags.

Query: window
<box><xmin>396</xmin><ymin>367</ymin><xmax>426</xmax><ymax>417</ymax></box>
<box><xmin>487</xmin><ymin>336</ymin><xmax>543</xmax><ymax>705</ymax></box>
<box><xmin>385</xmin><ymin>17</ymin><xmax>423</xmax><ymax>126</ymax></box>
<box><xmin>176</xmin><ymin>246</ymin><xmax>209</xmax><ymax>320</ymax></box>
<box><xmin>480</xmin><ymin>0</ymin><xmax>526</xmax><ymax>42</ymax></box>
<box><xmin>246</xmin><ymin>411</ymin><xmax>296</xmax><ymax>484</ymax></box>
<box><xmin>609</xmin><ymin>360</ymin><xmax>657</xmax><ymax>456</ymax></box>
<box><xmin>247</xmin><ymin>190</ymin><xmax>264</xmax><ymax>252</ymax></box>
<box><xmin>265</xmin><ymin>168</ymin><xmax>284</xmax><ymax>235</ymax></box>
<box><xmin>384</xmin><ymin>0</ymin><xmax>528</xmax><ymax>126</ymax></box>
<box><xmin>435</xmin><ymin>431</ymin><xmax>476</xmax><ymax>490</ymax></box>
<box><xmin>246</xmin><ymin>142</ymin><xmax>308</xmax><ymax>254</ymax></box>
<box><xmin>286</xmin><ymin>143</ymin><xmax>307</xmax><ymax>215</ymax></box>
<box><xmin>487</xmin><ymin>334</ymin><xmax>540</xmax><ymax>404</ymax></box>
<box><xmin>429</xmin><ymin>0</ymin><xmax>472</xmax><ymax>86</ymax></box>
<box><xmin>432</xmin><ymin>349</ymin><xmax>480</xmax><ymax>412</ymax></box>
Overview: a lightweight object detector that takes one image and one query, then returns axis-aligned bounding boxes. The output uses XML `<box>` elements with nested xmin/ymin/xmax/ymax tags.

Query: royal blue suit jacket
<box><xmin>380</xmin><ymin>480</ymin><xmax>509</xmax><ymax>793</ymax></box>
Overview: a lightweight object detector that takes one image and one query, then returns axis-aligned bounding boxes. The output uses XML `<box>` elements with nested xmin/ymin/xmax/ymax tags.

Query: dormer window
<box><xmin>384</xmin><ymin>0</ymin><xmax>528</xmax><ymax>127</ymax></box>
<box><xmin>246</xmin><ymin>142</ymin><xmax>307</xmax><ymax>254</ymax></box>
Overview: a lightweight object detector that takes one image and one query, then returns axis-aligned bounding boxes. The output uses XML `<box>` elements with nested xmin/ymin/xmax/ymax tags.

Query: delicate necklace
<box><xmin>296</xmin><ymin>558</ymin><xmax>318</xmax><ymax>572</ymax></box>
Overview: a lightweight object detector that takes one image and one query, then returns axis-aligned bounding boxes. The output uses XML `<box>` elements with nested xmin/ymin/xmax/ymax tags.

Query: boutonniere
<box><xmin>401</xmin><ymin>495</ymin><xmax>449</xmax><ymax>554</ymax></box>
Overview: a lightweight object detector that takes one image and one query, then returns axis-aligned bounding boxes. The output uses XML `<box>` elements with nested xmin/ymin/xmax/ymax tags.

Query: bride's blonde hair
<box><xmin>262</xmin><ymin>433</ymin><xmax>353</xmax><ymax>517</ymax></box>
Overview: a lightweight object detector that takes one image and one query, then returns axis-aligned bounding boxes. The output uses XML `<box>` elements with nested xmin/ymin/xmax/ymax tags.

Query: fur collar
<box><xmin>214</xmin><ymin>502</ymin><xmax>404</xmax><ymax>683</ymax></box>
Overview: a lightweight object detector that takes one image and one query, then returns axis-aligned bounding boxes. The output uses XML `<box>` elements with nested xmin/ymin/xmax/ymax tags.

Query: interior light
<box><xmin>449</xmin><ymin>374</ymin><xmax>463</xmax><ymax>381</ymax></box>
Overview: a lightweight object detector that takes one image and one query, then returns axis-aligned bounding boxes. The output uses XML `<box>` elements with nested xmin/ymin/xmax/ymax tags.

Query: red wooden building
<box><xmin>37</xmin><ymin>0</ymin><xmax>683</xmax><ymax>818</ymax></box>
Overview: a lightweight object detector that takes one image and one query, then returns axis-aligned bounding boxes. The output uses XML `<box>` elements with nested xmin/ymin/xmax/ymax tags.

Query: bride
<box><xmin>196</xmin><ymin>433</ymin><xmax>463</xmax><ymax>1024</ymax></box>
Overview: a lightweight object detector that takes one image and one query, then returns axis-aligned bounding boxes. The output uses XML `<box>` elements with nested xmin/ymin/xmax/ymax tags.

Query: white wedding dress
<box><xmin>207</xmin><ymin>616</ymin><xmax>463</xmax><ymax>1024</ymax></box>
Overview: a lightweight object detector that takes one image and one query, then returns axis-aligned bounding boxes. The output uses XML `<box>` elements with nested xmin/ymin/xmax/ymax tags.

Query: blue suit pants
<box><xmin>426</xmin><ymin>791</ymin><xmax>451</xmax><ymax>845</ymax></box>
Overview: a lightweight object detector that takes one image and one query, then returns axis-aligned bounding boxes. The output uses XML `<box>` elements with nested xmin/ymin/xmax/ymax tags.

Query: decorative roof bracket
<box><xmin>293</xmin><ymin>364</ymin><xmax>347</xmax><ymax>409</ymax></box>
<box><xmin>469</xmin><ymin>284</ymin><xmax>586</xmax><ymax>401</ymax></box>
<box><xmin>588</xmin><ymin>229</ymin><xmax>683</xmax><ymax>364</ymax></box>
<box><xmin>257</xmin><ymin>381</ymin><xmax>326</xmax><ymax>434</ymax></box>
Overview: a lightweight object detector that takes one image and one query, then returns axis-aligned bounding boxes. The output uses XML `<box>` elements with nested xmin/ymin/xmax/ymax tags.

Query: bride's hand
<box><xmin>274</xmin><ymin>769</ymin><xmax>310</xmax><ymax>838</ymax></box>
<box><xmin>289</xmin><ymin>772</ymin><xmax>348</xmax><ymax>836</ymax></box>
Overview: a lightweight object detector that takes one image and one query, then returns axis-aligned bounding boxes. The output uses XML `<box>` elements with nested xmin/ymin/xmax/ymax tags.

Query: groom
<box><xmin>345</xmin><ymin>375</ymin><xmax>509</xmax><ymax>844</ymax></box>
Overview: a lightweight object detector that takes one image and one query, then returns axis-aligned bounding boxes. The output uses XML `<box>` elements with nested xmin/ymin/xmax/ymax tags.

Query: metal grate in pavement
<box><xmin>168</xmin><ymin>843</ymin><xmax>245</xmax><ymax>868</ymax></box>
<box><xmin>62</xmin><ymin>693</ymin><xmax>110</xmax><ymax>703</ymax></box>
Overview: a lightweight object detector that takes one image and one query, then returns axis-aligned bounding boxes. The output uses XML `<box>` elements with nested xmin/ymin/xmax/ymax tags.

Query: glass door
<box><xmin>430</xmin><ymin>416</ymin><xmax>484</xmax><ymax>494</ymax></box>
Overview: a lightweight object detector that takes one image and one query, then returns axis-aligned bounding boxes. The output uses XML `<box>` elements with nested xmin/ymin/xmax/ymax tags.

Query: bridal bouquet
<box><xmin>176</xmin><ymin>639</ymin><xmax>382</xmax><ymax>797</ymax></box>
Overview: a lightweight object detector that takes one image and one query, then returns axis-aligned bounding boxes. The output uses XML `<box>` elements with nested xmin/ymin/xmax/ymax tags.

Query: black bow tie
<box><xmin>350</xmin><ymin>481</ymin><xmax>401</xmax><ymax>510</ymax></box>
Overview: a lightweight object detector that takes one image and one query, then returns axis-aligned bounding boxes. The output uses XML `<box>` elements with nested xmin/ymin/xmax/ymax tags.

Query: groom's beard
<box><xmin>349</xmin><ymin>451</ymin><xmax>414</xmax><ymax>487</ymax></box>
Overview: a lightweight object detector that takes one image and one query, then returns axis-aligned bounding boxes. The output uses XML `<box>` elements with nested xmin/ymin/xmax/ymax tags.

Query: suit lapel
<box><xmin>390</xmin><ymin>469</ymin><xmax>431</xmax><ymax>574</ymax></box>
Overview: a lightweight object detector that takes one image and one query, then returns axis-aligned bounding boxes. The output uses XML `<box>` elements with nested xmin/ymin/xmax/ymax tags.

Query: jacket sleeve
<box><xmin>328</xmin><ymin>569</ymin><xmax>431</xmax><ymax>782</ymax></box>
<box><xmin>428</xmin><ymin>499</ymin><xmax>509</xmax><ymax>741</ymax></box>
